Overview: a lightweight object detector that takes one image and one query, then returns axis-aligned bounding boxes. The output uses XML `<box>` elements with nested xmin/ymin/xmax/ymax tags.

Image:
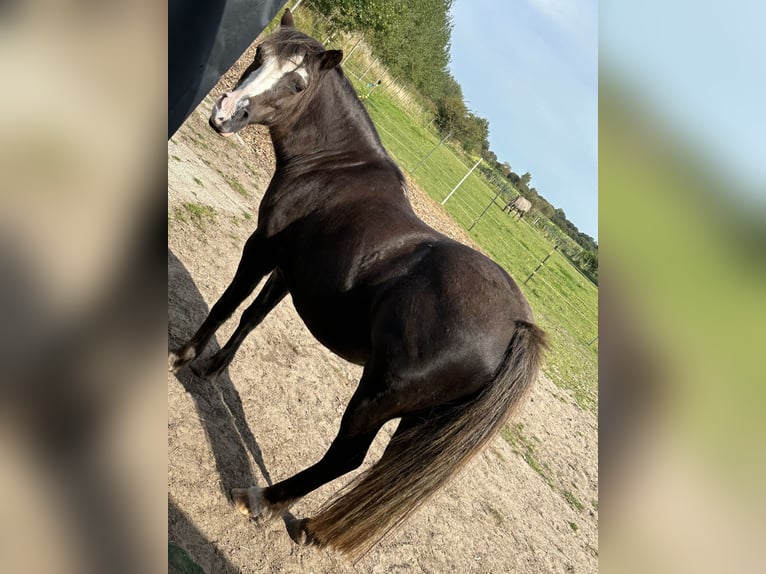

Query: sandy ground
<box><xmin>168</xmin><ymin>70</ymin><xmax>598</xmax><ymax>573</ymax></box>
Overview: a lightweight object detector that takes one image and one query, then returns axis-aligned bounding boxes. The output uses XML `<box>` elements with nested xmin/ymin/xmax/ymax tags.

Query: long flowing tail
<box><xmin>307</xmin><ymin>320</ymin><xmax>547</xmax><ymax>558</ymax></box>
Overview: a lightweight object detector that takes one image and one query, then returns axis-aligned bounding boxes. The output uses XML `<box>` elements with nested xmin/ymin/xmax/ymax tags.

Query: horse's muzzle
<box><xmin>210</xmin><ymin>93</ymin><xmax>249</xmax><ymax>136</ymax></box>
<box><xmin>208</xmin><ymin>116</ymin><xmax>234</xmax><ymax>137</ymax></box>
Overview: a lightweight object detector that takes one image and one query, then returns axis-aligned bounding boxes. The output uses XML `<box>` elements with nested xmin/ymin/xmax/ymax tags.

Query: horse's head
<box><xmin>209</xmin><ymin>10</ymin><xmax>342</xmax><ymax>136</ymax></box>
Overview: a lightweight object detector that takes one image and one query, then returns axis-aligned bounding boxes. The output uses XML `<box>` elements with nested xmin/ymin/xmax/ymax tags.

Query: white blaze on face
<box><xmin>217</xmin><ymin>54</ymin><xmax>307</xmax><ymax>121</ymax></box>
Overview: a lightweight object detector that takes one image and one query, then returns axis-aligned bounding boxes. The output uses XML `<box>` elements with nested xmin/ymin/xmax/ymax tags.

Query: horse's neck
<box><xmin>270</xmin><ymin>72</ymin><xmax>386</xmax><ymax>166</ymax></box>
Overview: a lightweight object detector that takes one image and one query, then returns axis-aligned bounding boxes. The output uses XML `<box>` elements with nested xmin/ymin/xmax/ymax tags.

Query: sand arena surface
<box><xmin>168</xmin><ymin>74</ymin><xmax>597</xmax><ymax>572</ymax></box>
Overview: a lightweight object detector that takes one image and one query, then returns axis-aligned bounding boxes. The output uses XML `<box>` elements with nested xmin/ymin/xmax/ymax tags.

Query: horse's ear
<box><xmin>318</xmin><ymin>50</ymin><xmax>343</xmax><ymax>70</ymax></box>
<box><xmin>281</xmin><ymin>8</ymin><xmax>295</xmax><ymax>28</ymax></box>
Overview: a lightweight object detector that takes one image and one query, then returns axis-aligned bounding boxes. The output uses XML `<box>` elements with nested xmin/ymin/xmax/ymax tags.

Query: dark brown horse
<box><xmin>169</xmin><ymin>9</ymin><xmax>546</xmax><ymax>558</ymax></box>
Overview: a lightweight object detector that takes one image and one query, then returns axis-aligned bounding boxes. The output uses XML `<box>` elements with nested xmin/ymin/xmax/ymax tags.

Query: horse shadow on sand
<box><xmin>169</xmin><ymin>499</ymin><xmax>240</xmax><ymax>574</ymax></box>
<box><xmin>168</xmin><ymin>248</ymin><xmax>303</xmax><ymax>569</ymax></box>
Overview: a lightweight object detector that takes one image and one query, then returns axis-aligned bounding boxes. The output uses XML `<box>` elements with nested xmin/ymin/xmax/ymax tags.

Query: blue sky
<box><xmin>448</xmin><ymin>0</ymin><xmax>598</xmax><ymax>240</ymax></box>
<box><xmin>600</xmin><ymin>0</ymin><xmax>766</xmax><ymax>202</ymax></box>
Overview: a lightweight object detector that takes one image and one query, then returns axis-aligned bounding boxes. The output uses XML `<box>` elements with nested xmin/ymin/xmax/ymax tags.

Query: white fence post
<box><xmin>441</xmin><ymin>158</ymin><xmax>482</xmax><ymax>205</ymax></box>
<box><xmin>411</xmin><ymin>131</ymin><xmax>451</xmax><ymax>174</ymax></box>
<box><xmin>341</xmin><ymin>36</ymin><xmax>363</xmax><ymax>65</ymax></box>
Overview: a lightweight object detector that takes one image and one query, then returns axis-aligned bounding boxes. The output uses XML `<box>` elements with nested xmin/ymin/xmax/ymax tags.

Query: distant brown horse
<box><xmin>169</xmin><ymin>9</ymin><xmax>545</xmax><ymax>558</ymax></box>
<box><xmin>503</xmin><ymin>195</ymin><xmax>532</xmax><ymax>218</ymax></box>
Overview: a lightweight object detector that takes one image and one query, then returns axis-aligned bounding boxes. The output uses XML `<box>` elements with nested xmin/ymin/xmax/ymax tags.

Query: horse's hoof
<box><xmin>168</xmin><ymin>346</ymin><xmax>196</xmax><ymax>373</ymax></box>
<box><xmin>190</xmin><ymin>356</ymin><xmax>224</xmax><ymax>379</ymax></box>
<box><xmin>168</xmin><ymin>352</ymin><xmax>180</xmax><ymax>373</ymax></box>
<box><xmin>232</xmin><ymin>487</ymin><xmax>259</xmax><ymax>516</ymax></box>
<box><xmin>232</xmin><ymin>486</ymin><xmax>271</xmax><ymax>522</ymax></box>
<box><xmin>285</xmin><ymin>517</ymin><xmax>318</xmax><ymax>547</ymax></box>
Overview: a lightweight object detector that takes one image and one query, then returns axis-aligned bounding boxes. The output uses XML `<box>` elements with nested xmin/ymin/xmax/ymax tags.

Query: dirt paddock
<box><xmin>168</xmin><ymin>86</ymin><xmax>597</xmax><ymax>573</ymax></box>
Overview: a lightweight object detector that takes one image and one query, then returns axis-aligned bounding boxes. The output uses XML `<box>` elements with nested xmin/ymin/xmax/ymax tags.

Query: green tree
<box><xmin>521</xmin><ymin>172</ymin><xmax>532</xmax><ymax>188</ymax></box>
<box><xmin>315</xmin><ymin>0</ymin><xmax>455</xmax><ymax>102</ymax></box>
<box><xmin>482</xmin><ymin>149</ymin><xmax>498</xmax><ymax>165</ymax></box>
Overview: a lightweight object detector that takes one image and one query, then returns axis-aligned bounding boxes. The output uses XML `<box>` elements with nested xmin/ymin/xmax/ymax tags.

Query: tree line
<box><xmin>311</xmin><ymin>0</ymin><xmax>597</xmax><ymax>283</ymax></box>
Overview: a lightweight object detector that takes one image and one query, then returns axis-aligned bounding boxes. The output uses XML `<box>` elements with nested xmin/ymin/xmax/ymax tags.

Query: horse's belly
<box><xmin>288</xmin><ymin>289</ymin><xmax>371</xmax><ymax>365</ymax></box>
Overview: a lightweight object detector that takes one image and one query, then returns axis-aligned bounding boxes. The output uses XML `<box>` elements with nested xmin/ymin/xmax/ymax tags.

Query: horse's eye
<box><xmin>293</xmin><ymin>84</ymin><xmax>304</xmax><ymax>94</ymax></box>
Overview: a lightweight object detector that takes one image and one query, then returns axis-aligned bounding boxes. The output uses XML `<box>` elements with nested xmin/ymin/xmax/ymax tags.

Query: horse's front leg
<box><xmin>190</xmin><ymin>270</ymin><xmax>288</xmax><ymax>379</ymax></box>
<box><xmin>169</xmin><ymin>232</ymin><xmax>272</xmax><ymax>373</ymax></box>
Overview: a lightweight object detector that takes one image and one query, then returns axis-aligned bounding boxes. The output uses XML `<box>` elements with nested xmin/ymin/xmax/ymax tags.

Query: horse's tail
<box><xmin>307</xmin><ymin>320</ymin><xmax>547</xmax><ymax>558</ymax></box>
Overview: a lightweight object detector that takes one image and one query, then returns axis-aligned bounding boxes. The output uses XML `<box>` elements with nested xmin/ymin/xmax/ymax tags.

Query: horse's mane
<box><xmin>274</xmin><ymin>27</ymin><xmax>390</xmax><ymax>159</ymax></box>
<box><xmin>273</xmin><ymin>28</ymin><xmax>326</xmax><ymax>59</ymax></box>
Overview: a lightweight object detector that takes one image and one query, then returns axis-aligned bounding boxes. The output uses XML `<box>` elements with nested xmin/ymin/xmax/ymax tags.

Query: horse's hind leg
<box><xmin>231</xmin><ymin>428</ymin><xmax>380</xmax><ymax>521</ymax></box>
<box><xmin>231</xmin><ymin>372</ymin><xmax>396</xmax><ymax>525</ymax></box>
<box><xmin>169</xmin><ymin>234</ymin><xmax>271</xmax><ymax>373</ymax></box>
<box><xmin>279</xmin><ymin>414</ymin><xmax>424</xmax><ymax>546</ymax></box>
<box><xmin>191</xmin><ymin>271</ymin><xmax>288</xmax><ymax>379</ymax></box>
